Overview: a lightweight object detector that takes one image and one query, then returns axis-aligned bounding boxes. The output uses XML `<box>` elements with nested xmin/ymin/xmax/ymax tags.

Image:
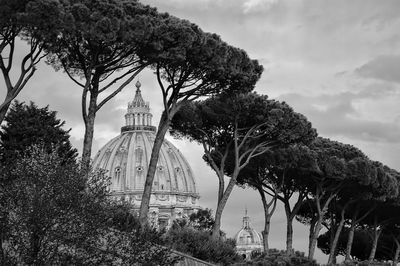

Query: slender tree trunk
<box><xmin>368</xmin><ymin>225</ymin><xmax>381</xmax><ymax>263</ymax></box>
<box><xmin>309</xmin><ymin>193</ymin><xmax>336</xmax><ymax>260</ymax></box>
<box><xmin>286</xmin><ymin>216</ymin><xmax>294</xmax><ymax>255</ymax></box>
<box><xmin>139</xmin><ymin>112</ymin><xmax>170</xmax><ymax>226</ymax></box>
<box><xmin>262</xmin><ymin>208</ymin><xmax>272</xmax><ymax>254</ymax></box>
<box><xmin>217</xmin><ymin>177</ymin><xmax>224</xmax><ymax>203</ymax></box>
<box><xmin>258</xmin><ymin>187</ymin><xmax>274</xmax><ymax>254</ymax></box>
<box><xmin>0</xmin><ymin>43</ymin><xmax>37</xmax><ymax>125</ymax></box>
<box><xmin>212</xmin><ymin>179</ymin><xmax>236</xmax><ymax>239</ymax></box>
<box><xmin>393</xmin><ymin>238</ymin><xmax>400</xmax><ymax>266</ymax></box>
<box><xmin>283</xmin><ymin>202</ymin><xmax>294</xmax><ymax>255</ymax></box>
<box><xmin>308</xmin><ymin>217</ymin><xmax>317</xmax><ymax>255</ymax></box>
<box><xmin>308</xmin><ymin>216</ymin><xmax>323</xmax><ymax>260</ymax></box>
<box><xmin>0</xmin><ymin>99</ymin><xmax>11</xmax><ymax>125</ymax></box>
<box><xmin>328</xmin><ymin>213</ymin><xmax>345</xmax><ymax>265</ymax></box>
<box><xmin>345</xmin><ymin>213</ymin><xmax>358</xmax><ymax>262</ymax></box>
<box><xmin>81</xmin><ymin>93</ymin><xmax>98</xmax><ymax>170</ymax></box>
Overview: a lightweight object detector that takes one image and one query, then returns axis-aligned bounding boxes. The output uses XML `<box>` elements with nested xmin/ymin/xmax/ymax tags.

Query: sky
<box><xmin>2</xmin><ymin>0</ymin><xmax>400</xmax><ymax>263</ymax></box>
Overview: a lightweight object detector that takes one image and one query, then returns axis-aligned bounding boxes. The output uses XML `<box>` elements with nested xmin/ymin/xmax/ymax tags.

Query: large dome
<box><xmin>93</xmin><ymin>81</ymin><xmax>200</xmax><ymax>227</ymax></box>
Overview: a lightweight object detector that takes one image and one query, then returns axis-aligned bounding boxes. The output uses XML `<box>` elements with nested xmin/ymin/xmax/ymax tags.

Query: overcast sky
<box><xmin>2</xmin><ymin>0</ymin><xmax>400</xmax><ymax>263</ymax></box>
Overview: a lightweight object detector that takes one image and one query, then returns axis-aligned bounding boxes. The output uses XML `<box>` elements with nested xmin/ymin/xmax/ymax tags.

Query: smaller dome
<box><xmin>235</xmin><ymin>209</ymin><xmax>263</xmax><ymax>260</ymax></box>
<box><xmin>235</xmin><ymin>227</ymin><xmax>263</xmax><ymax>246</ymax></box>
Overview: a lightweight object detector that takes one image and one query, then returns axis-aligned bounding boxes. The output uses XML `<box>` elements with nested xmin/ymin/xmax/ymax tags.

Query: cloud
<box><xmin>279</xmin><ymin>90</ymin><xmax>400</xmax><ymax>144</ymax></box>
<box><xmin>242</xmin><ymin>0</ymin><xmax>278</xmax><ymax>14</ymax></box>
<box><xmin>356</xmin><ymin>55</ymin><xmax>400</xmax><ymax>83</ymax></box>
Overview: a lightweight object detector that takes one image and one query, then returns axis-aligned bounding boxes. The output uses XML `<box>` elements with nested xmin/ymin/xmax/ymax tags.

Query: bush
<box><xmin>0</xmin><ymin>146</ymin><xmax>179</xmax><ymax>265</ymax></box>
<box><xmin>242</xmin><ymin>249</ymin><xmax>319</xmax><ymax>266</ymax></box>
<box><xmin>165</xmin><ymin>226</ymin><xmax>242</xmax><ymax>265</ymax></box>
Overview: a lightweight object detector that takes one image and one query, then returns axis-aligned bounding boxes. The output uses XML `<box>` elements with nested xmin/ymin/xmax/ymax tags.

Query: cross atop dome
<box><xmin>243</xmin><ymin>208</ymin><xmax>250</xmax><ymax>229</ymax></box>
<box><xmin>132</xmin><ymin>80</ymin><xmax>146</xmax><ymax>107</ymax></box>
<box><xmin>121</xmin><ymin>80</ymin><xmax>156</xmax><ymax>133</ymax></box>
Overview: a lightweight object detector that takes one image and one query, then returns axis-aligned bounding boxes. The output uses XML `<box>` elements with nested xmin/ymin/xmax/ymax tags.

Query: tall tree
<box><xmin>325</xmin><ymin>158</ymin><xmax>392</xmax><ymax>264</ymax></box>
<box><xmin>0</xmin><ymin>0</ymin><xmax>62</xmax><ymax>124</ymax></box>
<box><xmin>362</xmin><ymin>197</ymin><xmax>400</xmax><ymax>263</ymax></box>
<box><xmin>0</xmin><ymin>146</ymin><xmax>106</xmax><ymax>264</ymax></box>
<box><xmin>304</xmin><ymin>138</ymin><xmax>399</xmax><ymax>260</ymax></box>
<box><xmin>306</xmin><ymin>138</ymin><xmax>363</xmax><ymax>259</ymax></box>
<box><xmin>0</xmin><ymin>101</ymin><xmax>77</xmax><ymax>166</ymax></box>
<box><xmin>0</xmin><ymin>101</ymin><xmax>77</xmax><ymax>263</ymax></box>
<box><xmin>261</xmin><ymin>144</ymin><xmax>318</xmax><ymax>254</ymax></box>
<box><xmin>343</xmin><ymin>162</ymin><xmax>399</xmax><ymax>262</ymax></box>
<box><xmin>138</xmin><ymin>16</ymin><xmax>263</xmax><ymax>225</ymax></box>
<box><xmin>45</xmin><ymin>0</ymin><xmax>161</xmax><ymax>169</ymax></box>
<box><xmin>171</xmin><ymin>92</ymin><xmax>316</xmax><ymax>238</ymax></box>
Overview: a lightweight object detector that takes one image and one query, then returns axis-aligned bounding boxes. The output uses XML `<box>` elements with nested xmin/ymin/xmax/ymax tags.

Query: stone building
<box><xmin>92</xmin><ymin>81</ymin><xmax>200</xmax><ymax>228</ymax></box>
<box><xmin>235</xmin><ymin>209</ymin><xmax>264</xmax><ymax>260</ymax></box>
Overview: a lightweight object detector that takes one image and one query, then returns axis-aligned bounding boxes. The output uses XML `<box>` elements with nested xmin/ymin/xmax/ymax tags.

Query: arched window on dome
<box><xmin>135</xmin><ymin>148</ymin><xmax>143</xmax><ymax>164</ymax></box>
<box><xmin>114</xmin><ymin>166</ymin><xmax>121</xmax><ymax>190</ymax></box>
<box><xmin>247</xmin><ymin>235</ymin><xmax>252</xmax><ymax>244</ymax></box>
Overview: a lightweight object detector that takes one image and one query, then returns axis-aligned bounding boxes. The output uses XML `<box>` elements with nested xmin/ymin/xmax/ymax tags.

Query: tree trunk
<box><xmin>308</xmin><ymin>216</ymin><xmax>323</xmax><ymax>260</ymax></box>
<box><xmin>258</xmin><ymin>187</ymin><xmax>273</xmax><ymax>254</ymax></box>
<box><xmin>283</xmin><ymin>202</ymin><xmax>294</xmax><ymax>255</ymax></box>
<box><xmin>328</xmin><ymin>213</ymin><xmax>345</xmax><ymax>265</ymax></box>
<box><xmin>139</xmin><ymin>112</ymin><xmax>170</xmax><ymax>226</ymax></box>
<box><xmin>286</xmin><ymin>216</ymin><xmax>294</xmax><ymax>255</ymax></box>
<box><xmin>345</xmin><ymin>216</ymin><xmax>357</xmax><ymax>262</ymax></box>
<box><xmin>368</xmin><ymin>225</ymin><xmax>381</xmax><ymax>263</ymax></box>
<box><xmin>308</xmin><ymin>217</ymin><xmax>317</xmax><ymax>255</ymax></box>
<box><xmin>309</xmin><ymin>193</ymin><xmax>335</xmax><ymax>260</ymax></box>
<box><xmin>0</xmin><ymin>99</ymin><xmax>11</xmax><ymax>125</ymax></box>
<box><xmin>81</xmin><ymin>94</ymin><xmax>98</xmax><ymax>170</ymax></box>
<box><xmin>212</xmin><ymin>179</ymin><xmax>236</xmax><ymax>239</ymax></box>
<box><xmin>393</xmin><ymin>239</ymin><xmax>400</xmax><ymax>266</ymax></box>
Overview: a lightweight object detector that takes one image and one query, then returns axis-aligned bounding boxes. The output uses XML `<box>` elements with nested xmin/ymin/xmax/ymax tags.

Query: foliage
<box><xmin>171</xmin><ymin>92</ymin><xmax>316</xmax><ymax>238</ymax></box>
<box><xmin>165</xmin><ymin>226</ymin><xmax>241</xmax><ymax>265</ymax></box>
<box><xmin>138</xmin><ymin>12</ymin><xmax>263</xmax><ymax>224</ymax></box>
<box><xmin>43</xmin><ymin>0</ymin><xmax>161</xmax><ymax>168</ymax></box>
<box><xmin>188</xmin><ymin>208</ymin><xmax>215</xmax><ymax>232</ymax></box>
<box><xmin>0</xmin><ymin>0</ymin><xmax>63</xmax><ymax>123</ymax></box>
<box><xmin>244</xmin><ymin>249</ymin><xmax>319</xmax><ymax>266</ymax></box>
<box><xmin>0</xmin><ymin>146</ymin><xmax>109</xmax><ymax>265</ymax></box>
<box><xmin>0</xmin><ymin>101</ymin><xmax>78</xmax><ymax>166</ymax></box>
<box><xmin>0</xmin><ymin>145</ymin><xmax>178</xmax><ymax>265</ymax></box>
<box><xmin>171</xmin><ymin>92</ymin><xmax>316</xmax><ymax>148</ymax></box>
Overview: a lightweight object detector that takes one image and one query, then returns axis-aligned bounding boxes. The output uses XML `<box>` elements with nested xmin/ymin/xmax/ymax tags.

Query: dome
<box><xmin>235</xmin><ymin>210</ymin><xmax>263</xmax><ymax>259</ymax></box>
<box><xmin>93</xmin><ymin>81</ymin><xmax>200</xmax><ymax>227</ymax></box>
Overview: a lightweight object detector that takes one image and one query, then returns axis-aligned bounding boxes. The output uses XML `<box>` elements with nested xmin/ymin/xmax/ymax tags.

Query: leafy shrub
<box><xmin>165</xmin><ymin>226</ymin><xmax>242</xmax><ymax>265</ymax></box>
<box><xmin>242</xmin><ymin>249</ymin><xmax>319</xmax><ymax>266</ymax></box>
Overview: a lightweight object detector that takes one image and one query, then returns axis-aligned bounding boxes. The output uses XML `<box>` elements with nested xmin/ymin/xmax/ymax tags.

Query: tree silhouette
<box><xmin>0</xmin><ymin>0</ymin><xmax>62</xmax><ymax>124</ymax></box>
<box><xmin>138</xmin><ymin>15</ymin><xmax>263</xmax><ymax>225</ymax></box>
<box><xmin>171</xmin><ymin>92</ymin><xmax>316</xmax><ymax>238</ymax></box>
